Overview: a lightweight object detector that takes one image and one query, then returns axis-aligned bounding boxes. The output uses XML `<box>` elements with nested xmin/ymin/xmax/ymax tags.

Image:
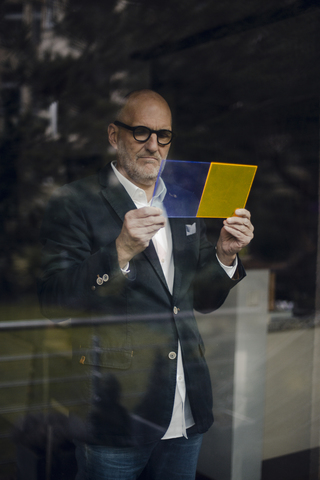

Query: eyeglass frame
<box><xmin>114</xmin><ymin>120</ymin><xmax>174</xmax><ymax>146</ymax></box>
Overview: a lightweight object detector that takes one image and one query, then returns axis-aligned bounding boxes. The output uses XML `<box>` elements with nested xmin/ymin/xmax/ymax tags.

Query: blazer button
<box><xmin>103</xmin><ymin>274</ymin><xmax>109</xmax><ymax>282</ymax></box>
<box><xmin>96</xmin><ymin>275</ymin><xmax>103</xmax><ymax>285</ymax></box>
<box><xmin>173</xmin><ymin>306</ymin><xmax>179</xmax><ymax>314</ymax></box>
<box><xmin>168</xmin><ymin>351</ymin><xmax>177</xmax><ymax>360</ymax></box>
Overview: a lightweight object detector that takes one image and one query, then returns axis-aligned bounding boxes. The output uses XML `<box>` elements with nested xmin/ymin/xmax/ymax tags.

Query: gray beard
<box><xmin>117</xmin><ymin>143</ymin><xmax>160</xmax><ymax>186</ymax></box>
<box><xmin>126</xmin><ymin>163</ymin><xmax>159</xmax><ymax>185</ymax></box>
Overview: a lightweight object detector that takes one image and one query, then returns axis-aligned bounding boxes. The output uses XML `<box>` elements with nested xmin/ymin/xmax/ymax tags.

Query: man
<box><xmin>38</xmin><ymin>90</ymin><xmax>254</xmax><ymax>479</ymax></box>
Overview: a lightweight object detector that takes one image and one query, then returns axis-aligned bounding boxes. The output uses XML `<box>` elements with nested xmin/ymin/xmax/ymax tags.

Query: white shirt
<box><xmin>111</xmin><ymin>162</ymin><xmax>237</xmax><ymax>439</ymax></box>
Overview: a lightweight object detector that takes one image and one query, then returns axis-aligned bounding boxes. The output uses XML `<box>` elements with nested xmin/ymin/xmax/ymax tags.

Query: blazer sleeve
<box><xmin>192</xmin><ymin>219</ymin><xmax>246</xmax><ymax>314</ymax></box>
<box><xmin>37</xmin><ymin>185</ymin><xmax>127</xmax><ymax>319</ymax></box>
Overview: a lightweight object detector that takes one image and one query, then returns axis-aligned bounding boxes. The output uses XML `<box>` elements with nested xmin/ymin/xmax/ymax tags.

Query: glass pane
<box><xmin>0</xmin><ymin>0</ymin><xmax>319</xmax><ymax>478</ymax></box>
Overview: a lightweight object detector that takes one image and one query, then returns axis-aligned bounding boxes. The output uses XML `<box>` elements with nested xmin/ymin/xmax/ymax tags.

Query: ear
<box><xmin>108</xmin><ymin>123</ymin><xmax>118</xmax><ymax>150</ymax></box>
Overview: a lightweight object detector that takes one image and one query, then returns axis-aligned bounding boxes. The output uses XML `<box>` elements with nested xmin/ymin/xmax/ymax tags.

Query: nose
<box><xmin>145</xmin><ymin>132</ymin><xmax>159</xmax><ymax>152</ymax></box>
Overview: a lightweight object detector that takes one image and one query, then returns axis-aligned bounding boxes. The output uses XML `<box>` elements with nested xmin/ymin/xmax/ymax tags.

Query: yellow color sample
<box><xmin>196</xmin><ymin>162</ymin><xmax>257</xmax><ymax>218</ymax></box>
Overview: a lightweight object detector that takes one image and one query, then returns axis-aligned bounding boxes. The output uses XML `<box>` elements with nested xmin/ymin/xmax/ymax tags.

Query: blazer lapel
<box><xmin>143</xmin><ymin>242</ymin><xmax>169</xmax><ymax>290</ymax></box>
<box><xmin>99</xmin><ymin>163</ymin><xmax>169</xmax><ymax>291</ymax></box>
<box><xmin>170</xmin><ymin>218</ymin><xmax>184</xmax><ymax>300</ymax></box>
<box><xmin>99</xmin><ymin>164</ymin><xmax>136</xmax><ymax>222</ymax></box>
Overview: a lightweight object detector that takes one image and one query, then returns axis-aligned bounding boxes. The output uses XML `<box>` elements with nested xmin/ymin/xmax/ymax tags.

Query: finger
<box><xmin>223</xmin><ymin>224</ymin><xmax>254</xmax><ymax>241</ymax></box>
<box><xmin>238</xmin><ymin>219</ymin><xmax>253</xmax><ymax>231</ymax></box>
<box><xmin>143</xmin><ymin>222</ymin><xmax>165</xmax><ymax>235</ymax></box>
<box><xmin>224</xmin><ymin>222</ymin><xmax>254</xmax><ymax>236</ymax></box>
<box><xmin>135</xmin><ymin>206</ymin><xmax>163</xmax><ymax>218</ymax></box>
<box><xmin>125</xmin><ymin>213</ymin><xmax>166</xmax><ymax>232</ymax></box>
<box><xmin>125</xmin><ymin>208</ymin><xmax>163</xmax><ymax>225</ymax></box>
<box><xmin>129</xmin><ymin>219</ymin><xmax>165</xmax><ymax>240</ymax></box>
<box><xmin>233</xmin><ymin>208</ymin><xmax>251</xmax><ymax>219</ymax></box>
<box><xmin>224</xmin><ymin>217</ymin><xmax>253</xmax><ymax>232</ymax></box>
<box><xmin>135</xmin><ymin>215</ymin><xmax>166</xmax><ymax>229</ymax></box>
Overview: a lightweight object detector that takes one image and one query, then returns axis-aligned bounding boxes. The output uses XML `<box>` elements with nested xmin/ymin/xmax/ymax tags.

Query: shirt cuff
<box><xmin>121</xmin><ymin>262</ymin><xmax>130</xmax><ymax>275</ymax></box>
<box><xmin>216</xmin><ymin>253</ymin><xmax>238</xmax><ymax>279</ymax></box>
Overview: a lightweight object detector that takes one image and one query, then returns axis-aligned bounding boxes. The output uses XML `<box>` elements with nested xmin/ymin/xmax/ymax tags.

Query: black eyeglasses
<box><xmin>114</xmin><ymin>120</ymin><xmax>174</xmax><ymax>146</ymax></box>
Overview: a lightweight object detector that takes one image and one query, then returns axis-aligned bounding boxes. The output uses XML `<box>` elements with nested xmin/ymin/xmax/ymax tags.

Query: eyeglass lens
<box><xmin>134</xmin><ymin>127</ymin><xmax>172</xmax><ymax>145</ymax></box>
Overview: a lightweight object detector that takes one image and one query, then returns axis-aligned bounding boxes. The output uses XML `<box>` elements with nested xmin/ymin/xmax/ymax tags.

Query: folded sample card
<box><xmin>151</xmin><ymin>160</ymin><xmax>257</xmax><ymax>218</ymax></box>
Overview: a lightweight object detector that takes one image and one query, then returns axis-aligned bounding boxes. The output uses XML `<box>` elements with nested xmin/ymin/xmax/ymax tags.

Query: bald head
<box><xmin>116</xmin><ymin>90</ymin><xmax>172</xmax><ymax>127</ymax></box>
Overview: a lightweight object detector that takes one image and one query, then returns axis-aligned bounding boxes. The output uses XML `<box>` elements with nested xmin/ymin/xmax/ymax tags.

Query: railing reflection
<box><xmin>0</xmin><ymin>269</ymin><xmax>319</xmax><ymax>480</ymax></box>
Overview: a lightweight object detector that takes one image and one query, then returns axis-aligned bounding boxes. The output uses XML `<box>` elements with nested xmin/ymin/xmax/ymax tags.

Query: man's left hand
<box><xmin>216</xmin><ymin>208</ymin><xmax>254</xmax><ymax>266</ymax></box>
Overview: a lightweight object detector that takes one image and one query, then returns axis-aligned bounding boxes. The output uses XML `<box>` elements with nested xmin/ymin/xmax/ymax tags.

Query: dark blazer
<box><xmin>38</xmin><ymin>162</ymin><xmax>245</xmax><ymax>446</ymax></box>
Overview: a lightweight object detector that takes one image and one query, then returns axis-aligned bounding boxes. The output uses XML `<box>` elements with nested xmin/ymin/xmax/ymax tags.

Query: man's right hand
<box><xmin>116</xmin><ymin>207</ymin><xmax>166</xmax><ymax>268</ymax></box>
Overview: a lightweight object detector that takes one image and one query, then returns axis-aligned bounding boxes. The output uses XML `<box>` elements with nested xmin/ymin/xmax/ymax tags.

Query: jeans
<box><xmin>75</xmin><ymin>433</ymin><xmax>203</xmax><ymax>480</ymax></box>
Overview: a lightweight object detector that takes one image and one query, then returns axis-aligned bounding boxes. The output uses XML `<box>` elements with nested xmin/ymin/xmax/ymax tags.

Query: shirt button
<box><xmin>178</xmin><ymin>375</ymin><xmax>183</xmax><ymax>381</ymax></box>
<box><xmin>168</xmin><ymin>351</ymin><xmax>177</xmax><ymax>360</ymax></box>
<box><xmin>173</xmin><ymin>306</ymin><xmax>179</xmax><ymax>314</ymax></box>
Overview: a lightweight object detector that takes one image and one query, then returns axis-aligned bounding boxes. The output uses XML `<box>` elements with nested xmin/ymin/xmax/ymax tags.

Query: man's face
<box><xmin>110</xmin><ymin>98</ymin><xmax>172</xmax><ymax>188</ymax></box>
